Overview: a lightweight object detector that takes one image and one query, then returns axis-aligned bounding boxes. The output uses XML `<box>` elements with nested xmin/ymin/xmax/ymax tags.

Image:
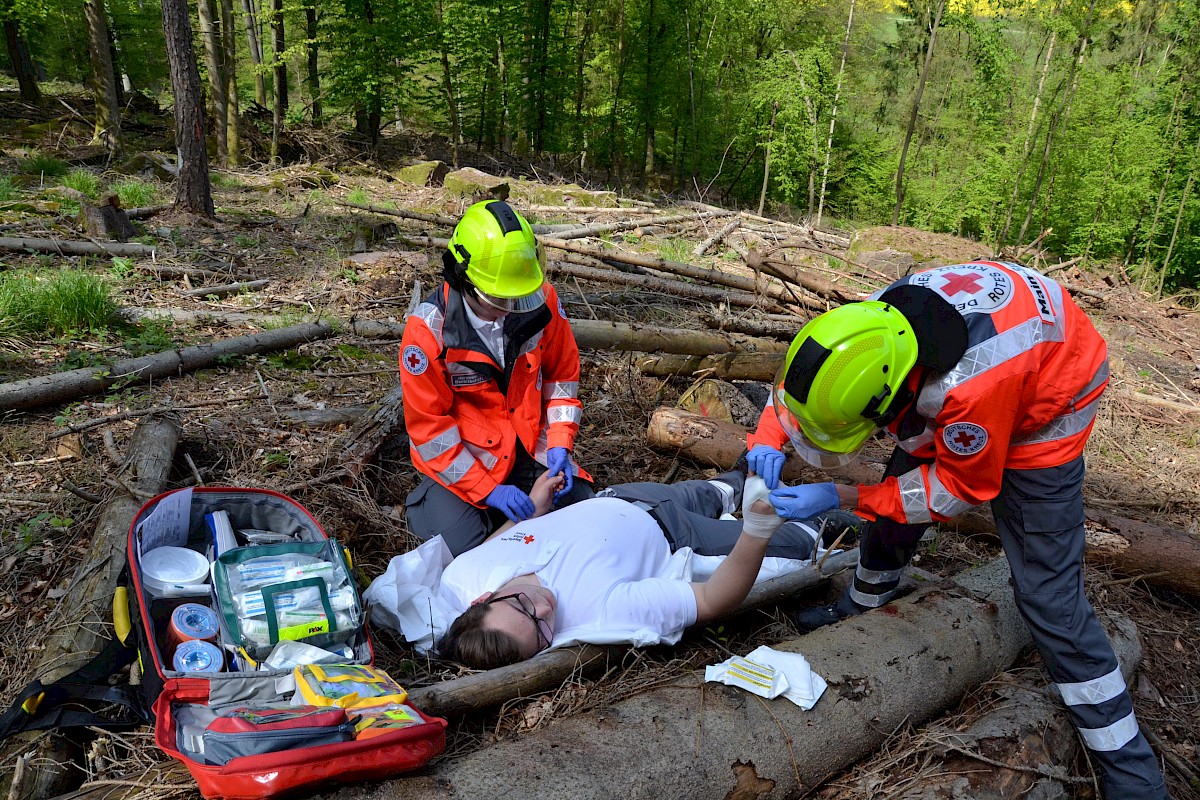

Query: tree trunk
<box><xmin>240</xmin><ymin>0</ymin><xmax>267</xmax><ymax>106</ymax></box>
<box><xmin>197</xmin><ymin>0</ymin><xmax>228</xmax><ymax>163</ymax></box>
<box><xmin>0</xmin><ymin>417</ymin><xmax>180</xmax><ymax>800</ymax></box>
<box><xmin>270</xmin><ymin>0</ymin><xmax>286</xmax><ymax>163</ymax></box>
<box><xmin>332</xmin><ymin>557</ymin><xmax>1034</xmax><ymax>800</ymax></box>
<box><xmin>435</xmin><ymin>0</ymin><xmax>459</xmax><ymax>166</ymax></box>
<box><xmin>545</xmin><ymin>257</ymin><xmax>783</xmax><ymax>312</ymax></box>
<box><xmin>3</xmin><ymin>20</ymin><xmax>41</xmax><ymax>104</ymax></box>
<box><xmin>0</xmin><ymin>321</ymin><xmax>332</xmax><ymax>411</ymax></box>
<box><xmin>816</xmin><ymin>0</ymin><xmax>854</xmax><ymax>226</ymax></box>
<box><xmin>161</xmin><ymin>0</ymin><xmax>215</xmax><ymax>216</ymax></box>
<box><xmin>0</xmin><ymin>236</ymin><xmax>156</xmax><ymax>257</ymax></box>
<box><xmin>220</xmin><ymin>0</ymin><xmax>240</xmax><ymax>165</ymax></box>
<box><xmin>892</xmin><ymin>0</ymin><xmax>945</xmax><ymax>226</ymax></box>
<box><xmin>84</xmin><ymin>0</ymin><xmax>121</xmax><ymax>151</ymax></box>
<box><xmin>305</xmin><ymin>0</ymin><xmax>320</xmax><ymax>126</ymax></box>
<box><xmin>638</xmin><ymin>351</ymin><xmax>792</xmax><ymax>381</ymax></box>
<box><xmin>649</xmin><ymin>407</ymin><xmax>1200</xmax><ymax>597</ymax></box>
<box><xmin>998</xmin><ymin>27</ymin><xmax>1056</xmax><ymax>247</ymax></box>
<box><xmin>758</xmin><ymin>101</ymin><xmax>777</xmax><ymax>216</ymax></box>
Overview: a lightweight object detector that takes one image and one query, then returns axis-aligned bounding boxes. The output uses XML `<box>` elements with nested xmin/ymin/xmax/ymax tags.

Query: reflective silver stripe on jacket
<box><xmin>898</xmin><ymin>469</ymin><xmax>932</xmax><ymax>525</ymax></box>
<box><xmin>463</xmin><ymin>441</ymin><xmax>498</xmax><ymax>470</ymax></box>
<box><xmin>414</xmin><ymin>425</ymin><xmax>461</xmax><ymax>461</ymax></box>
<box><xmin>517</xmin><ymin>329</ymin><xmax>543</xmax><ymax>357</ymax></box>
<box><xmin>410</xmin><ymin>301</ymin><xmax>445</xmax><ymax>349</ymax></box>
<box><xmin>545</xmin><ymin>380</ymin><xmax>579</xmax><ymax>400</ymax></box>
<box><xmin>917</xmin><ymin>315</ymin><xmax>1068</xmax><ymax>421</ymax></box>
<box><xmin>547</xmin><ymin>405</ymin><xmax>582</xmax><ymax>424</ymax></box>
<box><xmin>1012</xmin><ymin>361</ymin><xmax>1110</xmax><ymax>446</ymax></box>
<box><xmin>927</xmin><ymin>465</ymin><xmax>975</xmax><ymax>518</ymax></box>
<box><xmin>435</xmin><ymin>450</ymin><xmax>477</xmax><ymax>485</ymax></box>
<box><xmin>1057</xmin><ymin>665</ymin><xmax>1126</xmax><ymax>707</ymax></box>
<box><xmin>1077</xmin><ymin>710</ymin><xmax>1140</xmax><ymax>752</ymax></box>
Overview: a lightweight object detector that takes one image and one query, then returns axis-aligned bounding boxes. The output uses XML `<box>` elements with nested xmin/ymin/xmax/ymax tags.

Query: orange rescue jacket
<box><xmin>400</xmin><ymin>281</ymin><xmax>589</xmax><ymax>505</ymax></box>
<box><xmin>750</xmin><ymin>261</ymin><xmax>1109</xmax><ymax>525</ymax></box>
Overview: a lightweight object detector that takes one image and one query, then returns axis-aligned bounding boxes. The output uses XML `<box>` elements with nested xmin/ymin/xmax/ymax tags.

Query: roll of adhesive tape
<box><xmin>173</xmin><ymin>639</ymin><xmax>225</xmax><ymax>673</ymax></box>
<box><xmin>168</xmin><ymin>603</ymin><xmax>220</xmax><ymax>648</ymax></box>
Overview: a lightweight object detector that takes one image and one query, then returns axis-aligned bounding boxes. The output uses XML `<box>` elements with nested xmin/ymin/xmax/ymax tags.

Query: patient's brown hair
<box><xmin>438</xmin><ymin>604</ymin><xmax>523</xmax><ymax>669</ymax></box>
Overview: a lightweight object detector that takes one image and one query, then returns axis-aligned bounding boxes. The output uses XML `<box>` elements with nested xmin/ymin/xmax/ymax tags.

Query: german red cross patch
<box><xmin>943</xmin><ymin>422</ymin><xmax>988</xmax><ymax>455</ymax></box>
<box><xmin>401</xmin><ymin>345</ymin><xmax>429</xmax><ymax>376</ymax></box>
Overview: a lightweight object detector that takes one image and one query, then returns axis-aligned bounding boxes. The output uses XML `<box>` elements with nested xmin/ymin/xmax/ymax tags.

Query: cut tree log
<box><xmin>647</xmin><ymin>406</ymin><xmax>1200</xmax><ymax>598</ymax></box>
<box><xmin>0</xmin><ymin>321</ymin><xmax>333</xmax><ymax>412</ymax></box>
<box><xmin>745</xmin><ymin>248</ymin><xmax>864</xmax><ymax>304</ymax></box>
<box><xmin>78</xmin><ymin>194</ymin><xmax>138</xmax><ymax>242</ymax></box>
<box><xmin>543</xmin><ymin>209</ymin><xmax>734</xmax><ymax>240</ymax></box>
<box><xmin>871</xmin><ymin>612</ymin><xmax>1143</xmax><ymax>800</ymax></box>
<box><xmin>0</xmin><ymin>236</ymin><xmax>156</xmax><ymax>258</ymax></box>
<box><xmin>180</xmin><ymin>279</ymin><xmax>270</xmax><ymax>298</ymax></box>
<box><xmin>334</xmin><ymin>200</ymin><xmax>458</xmax><ymax>227</ymax></box>
<box><xmin>333</xmin><ymin>557</ymin><xmax>1033</xmax><ymax>800</ymax></box>
<box><xmin>698</xmin><ymin>310</ymin><xmax>802</xmax><ymax>340</ymax></box>
<box><xmin>639</xmin><ymin>351</ymin><xmax>790</xmax><ymax>381</ymax></box>
<box><xmin>544</xmin><ymin>258</ymin><xmax>785</xmax><ymax>312</ymax></box>
<box><xmin>324</xmin><ymin>385</ymin><xmax>404</xmax><ymax>479</ymax></box>
<box><xmin>0</xmin><ymin>416</ymin><xmax>180</xmax><ymax>800</ymax></box>
<box><xmin>693</xmin><ymin>219</ymin><xmax>742</xmax><ymax>257</ymax></box>
<box><xmin>677</xmin><ymin>378</ymin><xmax>762</xmax><ymax>427</ymax></box>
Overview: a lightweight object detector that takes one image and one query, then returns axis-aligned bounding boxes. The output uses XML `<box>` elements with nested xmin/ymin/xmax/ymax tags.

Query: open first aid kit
<box><xmin>0</xmin><ymin>487</ymin><xmax>446</xmax><ymax>800</ymax></box>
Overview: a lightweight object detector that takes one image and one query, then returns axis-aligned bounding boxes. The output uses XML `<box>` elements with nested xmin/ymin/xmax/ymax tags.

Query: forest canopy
<box><xmin>2</xmin><ymin>0</ymin><xmax>1198</xmax><ymax>293</ymax></box>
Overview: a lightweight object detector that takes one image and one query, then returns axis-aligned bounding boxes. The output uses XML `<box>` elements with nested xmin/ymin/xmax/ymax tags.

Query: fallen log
<box><xmin>545</xmin><ymin>209</ymin><xmax>734</xmax><ymax>241</ymax></box>
<box><xmin>0</xmin><ymin>321</ymin><xmax>333</xmax><ymax>412</ymax></box>
<box><xmin>337</xmin><ymin>557</ymin><xmax>1032</xmax><ymax>800</ymax></box>
<box><xmin>280</xmin><ymin>404</ymin><xmax>372</xmax><ymax>428</ymax></box>
<box><xmin>325</xmin><ymin>385</ymin><xmax>404</xmax><ymax>479</ymax></box>
<box><xmin>334</xmin><ymin>200</ymin><xmax>458</xmax><ymax>227</ymax></box>
<box><xmin>47</xmin><ymin>550</ymin><xmax>862</xmax><ymax>800</ymax></box>
<box><xmin>0</xmin><ymin>236</ymin><xmax>156</xmax><ymax>258</ymax></box>
<box><xmin>746</xmin><ymin>248</ymin><xmax>865</xmax><ymax>304</ymax></box>
<box><xmin>873</xmin><ymin>612</ymin><xmax>1143</xmax><ymax>800</ymax></box>
<box><xmin>694</xmin><ymin>219</ymin><xmax>742</xmax><ymax>257</ymax></box>
<box><xmin>0</xmin><ymin>416</ymin><xmax>180</xmax><ymax>800</ymax></box>
<box><xmin>544</xmin><ymin>258</ymin><xmax>784</xmax><ymax>312</ymax></box>
<box><xmin>647</xmin><ymin>406</ymin><xmax>1200</xmax><ymax>598</ymax></box>
<box><xmin>180</xmin><ymin>279</ymin><xmax>270</xmax><ymax>298</ymax></box>
<box><xmin>698</xmin><ymin>310</ymin><xmax>802</xmax><ymax>340</ymax></box>
<box><xmin>639</xmin><ymin>351</ymin><xmax>789</xmax><ymax>381</ymax></box>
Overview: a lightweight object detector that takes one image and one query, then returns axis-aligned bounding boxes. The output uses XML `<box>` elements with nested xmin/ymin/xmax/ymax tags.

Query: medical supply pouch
<box><xmin>294</xmin><ymin>664</ymin><xmax>408</xmax><ymax>709</ymax></box>
<box><xmin>0</xmin><ymin>487</ymin><xmax>446</xmax><ymax>800</ymax></box>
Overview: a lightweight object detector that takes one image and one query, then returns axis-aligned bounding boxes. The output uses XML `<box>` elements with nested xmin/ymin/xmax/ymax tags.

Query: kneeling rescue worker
<box><xmin>749</xmin><ymin>260</ymin><xmax>1169</xmax><ymax>799</ymax></box>
<box><xmin>399</xmin><ymin>200</ymin><xmax>593</xmax><ymax>557</ymax></box>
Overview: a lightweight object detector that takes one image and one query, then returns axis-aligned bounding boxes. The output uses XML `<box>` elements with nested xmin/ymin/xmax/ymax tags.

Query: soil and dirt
<box><xmin>2</xmin><ymin>92</ymin><xmax>1199</xmax><ymax>799</ymax></box>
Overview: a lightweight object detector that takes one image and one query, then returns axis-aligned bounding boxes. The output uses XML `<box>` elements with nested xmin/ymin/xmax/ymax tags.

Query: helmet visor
<box><xmin>474</xmin><ymin>286</ymin><xmax>546</xmax><ymax>314</ymax></box>
<box><xmin>772</xmin><ymin>381</ymin><xmax>872</xmax><ymax>469</ymax></box>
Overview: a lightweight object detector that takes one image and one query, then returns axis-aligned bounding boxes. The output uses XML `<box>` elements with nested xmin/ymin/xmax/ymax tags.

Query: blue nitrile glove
<box><xmin>769</xmin><ymin>483</ymin><xmax>839</xmax><ymax>521</ymax></box>
<box><xmin>485</xmin><ymin>484</ymin><xmax>536</xmax><ymax>523</ymax></box>
<box><xmin>746</xmin><ymin>444</ymin><xmax>786</xmax><ymax>490</ymax></box>
<box><xmin>546</xmin><ymin>446</ymin><xmax>574</xmax><ymax>499</ymax></box>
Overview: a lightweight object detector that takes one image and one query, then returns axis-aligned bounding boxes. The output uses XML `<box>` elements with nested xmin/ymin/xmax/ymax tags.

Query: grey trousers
<box><xmin>405</xmin><ymin>447</ymin><xmax>594</xmax><ymax>556</ymax></box>
<box><xmin>854</xmin><ymin>452</ymin><xmax>1167</xmax><ymax>799</ymax></box>
<box><xmin>599</xmin><ymin>480</ymin><xmax>822</xmax><ymax>561</ymax></box>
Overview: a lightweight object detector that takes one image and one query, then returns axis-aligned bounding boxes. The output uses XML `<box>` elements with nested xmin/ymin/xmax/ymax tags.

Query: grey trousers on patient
<box><xmin>598</xmin><ymin>480</ymin><xmax>821</xmax><ymax>561</ymax></box>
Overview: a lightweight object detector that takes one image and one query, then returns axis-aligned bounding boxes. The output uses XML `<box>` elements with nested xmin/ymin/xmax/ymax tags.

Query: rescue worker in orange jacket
<box><xmin>400</xmin><ymin>200</ymin><xmax>593</xmax><ymax>556</ymax></box>
<box><xmin>748</xmin><ymin>261</ymin><xmax>1167</xmax><ymax>799</ymax></box>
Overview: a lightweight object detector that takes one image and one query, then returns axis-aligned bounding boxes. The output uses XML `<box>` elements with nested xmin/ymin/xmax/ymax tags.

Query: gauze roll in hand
<box><xmin>741</xmin><ymin>475</ymin><xmax>784</xmax><ymax>539</ymax></box>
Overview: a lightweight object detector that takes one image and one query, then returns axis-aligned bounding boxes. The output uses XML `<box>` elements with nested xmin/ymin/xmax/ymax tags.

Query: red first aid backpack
<box><xmin>1</xmin><ymin>487</ymin><xmax>446</xmax><ymax>800</ymax></box>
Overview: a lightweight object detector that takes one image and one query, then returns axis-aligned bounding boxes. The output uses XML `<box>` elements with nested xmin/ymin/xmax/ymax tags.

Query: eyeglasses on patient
<box><xmin>487</xmin><ymin>592</ymin><xmax>552</xmax><ymax>651</ymax></box>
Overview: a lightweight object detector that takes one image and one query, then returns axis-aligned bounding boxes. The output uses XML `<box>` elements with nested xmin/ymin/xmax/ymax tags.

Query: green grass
<box><xmin>0</xmin><ymin>269</ymin><xmax>117</xmax><ymax>337</ymax></box>
<box><xmin>211</xmin><ymin>171</ymin><xmax>244</xmax><ymax>189</ymax></box>
<box><xmin>109</xmin><ymin>179</ymin><xmax>160</xmax><ymax>207</ymax></box>
<box><xmin>656</xmin><ymin>238</ymin><xmax>693</xmax><ymax>263</ymax></box>
<box><xmin>0</xmin><ymin>175</ymin><xmax>19</xmax><ymax>201</ymax></box>
<box><xmin>345</xmin><ymin>187</ymin><xmax>370</xmax><ymax>204</ymax></box>
<box><xmin>61</xmin><ymin>169</ymin><xmax>101</xmax><ymax>198</ymax></box>
<box><xmin>17</xmin><ymin>153</ymin><xmax>69</xmax><ymax>179</ymax></box>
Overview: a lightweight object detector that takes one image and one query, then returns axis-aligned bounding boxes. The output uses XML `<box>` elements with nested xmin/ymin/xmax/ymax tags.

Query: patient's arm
<box><xmin>689</xmin><ymin>498</ymin><xmax>776</xmax><ymax>622</ymax></box>
<box><xmin>486</xmin><ymin>471</ymin><xmax>565</xmax><ymax>541</ymax></box>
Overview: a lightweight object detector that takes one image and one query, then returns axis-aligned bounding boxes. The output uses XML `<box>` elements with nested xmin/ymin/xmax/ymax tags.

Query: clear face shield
<box><xmin>469</xmin><ymin>240</ymin><xmax>547</xmax><ymax>314</ymax></box>
<box><xmin>772</xmin><ymin>381</ymin><xmax>874</xmax><ymax>470</ymax></box>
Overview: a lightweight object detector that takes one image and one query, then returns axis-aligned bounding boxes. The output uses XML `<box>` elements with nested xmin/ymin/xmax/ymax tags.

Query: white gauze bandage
<box><xmin>741</xmin><ymin>475</ymin><xmax>783</xmax><ymax>539</ymax></box>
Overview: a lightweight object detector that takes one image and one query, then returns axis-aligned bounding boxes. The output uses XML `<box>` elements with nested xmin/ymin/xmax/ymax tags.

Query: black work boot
<box><xmin>789</xmin><ymin>588</ymin><xmax>868</xmax><ymax>633</ymax></box>
<box><xmin>809</xmin><ymin>510</ymin><xmax>863</xmax><ymax>548</ymax></box>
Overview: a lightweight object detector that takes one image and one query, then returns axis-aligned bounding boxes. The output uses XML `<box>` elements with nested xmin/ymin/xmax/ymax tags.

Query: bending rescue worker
<box><xmin>399</xmin><ymin>200</ymin><xmax>593</xmax><ymax>556</ymax></box>
<box><xmin>748</xmin><ymin>260</ymin><xmax>1167</xmax><ymax>799</ymax></box>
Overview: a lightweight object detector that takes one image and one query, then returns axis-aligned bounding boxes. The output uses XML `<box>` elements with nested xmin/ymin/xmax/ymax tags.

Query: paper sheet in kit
<box><xmin>137</xmin><ymin>488</ymin><xmax>193</xmax><ymax>557</ymax></box>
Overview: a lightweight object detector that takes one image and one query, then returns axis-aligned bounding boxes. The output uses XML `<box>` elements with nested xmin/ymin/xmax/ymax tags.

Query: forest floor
<box><xmin>1</xmin><ymin>91</ymin><xmax>1199</xmax><ymax>799</ymax></box>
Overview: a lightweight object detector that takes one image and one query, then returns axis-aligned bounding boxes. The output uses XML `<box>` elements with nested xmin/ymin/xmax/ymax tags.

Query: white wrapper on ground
<box><xmin>705</xmin><ymin>645</ymin><xmax>828</xmax><ymax>710</ymax></box>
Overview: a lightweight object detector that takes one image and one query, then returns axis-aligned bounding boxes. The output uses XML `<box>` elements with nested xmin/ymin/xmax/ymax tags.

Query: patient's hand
<box><xmin>530</xmin><ymin>471</ymin><xmax>565</xmax><ymax>517</ymax></box>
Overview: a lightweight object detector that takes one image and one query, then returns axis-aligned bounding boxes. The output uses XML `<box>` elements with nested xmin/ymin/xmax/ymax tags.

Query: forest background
<box><xmin>3</xmin><ymin>0</ymin><xmax>1199</xmax><ymax>297</ymax></box>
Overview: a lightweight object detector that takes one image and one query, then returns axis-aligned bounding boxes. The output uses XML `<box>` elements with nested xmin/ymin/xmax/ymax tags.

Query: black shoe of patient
<box><xmin>789</xmin><ymin>591</ymin><xmax>867</xmax><ymax>633</ymax></box>
<box><xmin>809</xmin><ymin>510</ymin><xmax>863</xmax><ymax>548</ymax></box>
<box><xmin>731</xmin><ymin>448</ymin><xmax>750</xmax><ymax>476</ymax></box>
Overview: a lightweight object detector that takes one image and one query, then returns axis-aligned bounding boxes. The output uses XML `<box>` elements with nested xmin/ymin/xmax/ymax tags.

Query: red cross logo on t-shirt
<box><xmin>523</xmin><ymin>534</ymin><xmax>535</xmax><ymax>544</ymax></box>
<box><xmin>939</xmin><ymin>271</ymin><xmax>985</xmax><ymax>297</ymax></box>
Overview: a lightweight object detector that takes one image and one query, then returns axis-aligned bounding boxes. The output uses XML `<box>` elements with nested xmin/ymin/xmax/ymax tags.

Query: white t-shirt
<box><xmin>462</xmin><ymin>298</ymin><xmax>506</xmax><ymax>368</ymax></box>
<box><xmin>438</xmin><ymin>498</ymin><xmax>699</xmax><ymax>647</ymax></box>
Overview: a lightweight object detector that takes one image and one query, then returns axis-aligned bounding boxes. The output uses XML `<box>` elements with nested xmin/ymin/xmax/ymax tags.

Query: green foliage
<box><xmin>109</xmin><ymin>256</ymin><xmax>135</xmax><ymax>280</ymax></box>
<box><xmin>264</xmin><ymin>350</ymin><xmax>318</xmax><ymax>370</ymax></box>
<box><xmin>0</xmin><ymin>269</ymin><xmax>116</xmax><ymax>338</ymax></box>
<box><xmin>345</xmin><ymin>187</ymin><xmax>370</xmax><ymax>204</ymax></box>
<box><xmin>211</xmin><ymin>172</ymin><xmax>245</xmax><ymax>189</ymax></box>
<box><xmin>17</xmin><ymin>153</ymin><xmax>68</xmax><ymax>179</ymax></box>
<box><xmin>122</xmin><ymin>318</ymin><xmax>177</xmax><ymax>356</ymax></box>
<box><xmin>0</xmin><ymin>174</ymin><xmax>18</xmax><ymax>201</ymax></box>
<box><xmin>109</xmin><ymin>179</ymin><xmax>160</xmax><ymax>208</ymax></box>
<box><xmin>61</xmin><ymin>169</ymin><xmax>101</xmax><ymax>198</ymax></box>
<box><xmin>10</xmin><ymin>512</ymin><xmax>73</xmax><ymax>549</ymax></box>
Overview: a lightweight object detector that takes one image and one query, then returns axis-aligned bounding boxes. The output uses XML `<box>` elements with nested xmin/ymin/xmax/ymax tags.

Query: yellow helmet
<box><xmin>445</xmin><ymin>200</ymin><xmax>545</xmax><ymax>312</ymax></box>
